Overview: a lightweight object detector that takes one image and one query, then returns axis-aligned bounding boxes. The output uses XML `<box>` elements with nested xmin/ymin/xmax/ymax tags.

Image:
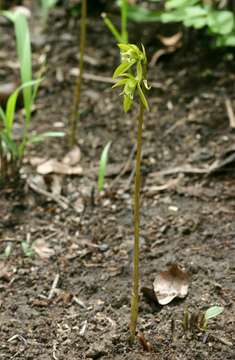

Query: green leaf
<box><xmin>4</xmin><ymin>11</ymin><xmax>33</xmax><ymax>123</ymax></box>
<box><xmin>29</xmin><ymin>131</ymin><xmax>65</xmax><ymax>144</ymax></box>
<box><xmin>208</xmin><ymin>10</ymin><xmax>234</xmax><ymax>35</ymax></box>
<box><xmin>205</xmin><ymin>306</ymin><xmax>224</xmax><ymax>320</ymax></box>
<box><xmin>123</xmin><ymin>78</ymin><xmax>137</xmax><ymax>99</ymax></box>
<box><xmin>21</xmin><ymin>241</ymin><xmax>34</xmax><ymax>257</ymax></box>
<box><xmin>112</xmin><ymin>78</ymin><xmax>128</xmax><ymax>89</ymax></box>
<box><xmin>113</xmin><ymin>60</ymin><xmax>135</xmax><ymax>79</ymax></box>
<box><xmin>5</xmin><ymin>80</ymin><xmax>42</xmax><ymax>137</ymax></box>
<box><xmin>166</xmin><ymin>0</ymin><xmax>199</xmax><ymax>9</ymax></box>
<box><xmin>123</xmin><ymin>94</ymin><xmax>133</xmax><ymax>112</ymax></box>
<box><xmin>137</xmin><ymin>83</ymin><xmax>149</xmax><ymax>110</ymax></box>
<box><xmin>216</xmin><ymin>34</ymin><xmax>235</xmax><ymax>46</ymax></box>
<box><xmin>136</xmin><ymin>62</ymin><xmax>143</xmax><ymax>81</ymax></box>
<box><xmin>0</xmin><ymin>107</ymin><xmax>7</xmax><ymax>125</ymax></box>
<box><xmin>98</xmin><ymin>141</ymin><xmax>111</xmax><ymax>192</ymax></box>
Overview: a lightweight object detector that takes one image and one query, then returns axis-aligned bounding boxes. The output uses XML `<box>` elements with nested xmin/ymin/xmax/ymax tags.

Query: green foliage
<box><xmin>0</xmin><ymin>10</ymin><xmax>64</xmax><ymax>180</ymax></box>
<box><xmin>0</xmin><ymin>80</ymin><xmax>40</xmax><ymax>162</ymax></box>
<box><xmin>112</xmin><ymin>44</ymin><xmax>150</xmax><ymax>112</ymax></box>
<box><xmin>204</xmin><ymin>305</ymin><xmax>224</xmax><ymax>321</ymax></box>
<box><xmin>98</xmin><ymin>141</ymin><xmax>111</xmax><ymax>192</ymax></box>
<box><xmin>21</xmin><ymin>240</ymin><xmax>34</xmax><ymax>257</ymax></box>
<box><xmin>102</xmin><ymin>0</ymin><xmax>128</xmax><ymax>43</ymax></box>
<box><xmin>121</xmin><ymin>0</ymin><xmax>235</xmax><ymax>47</ymax></box>
<box><xmin>182</xmin><ymin>306</ymin><xmax>224</xmax><ymax>332</ymax></box>
<box><xmin>40</xmin><ymin>0</ymin><xmax>58</xmax><ymax>21</ymax></box>
<box><xmin>3</xmin><ymin>11</ymin><xmax>33</xmax><ymax>125</ymax></box>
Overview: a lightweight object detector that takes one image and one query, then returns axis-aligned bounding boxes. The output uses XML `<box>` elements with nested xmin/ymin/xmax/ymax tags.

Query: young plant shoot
<box><xmin>0</xmin><ymin>10</ymin><xmax>64</xmax><ymax>181</ymax></box>
<box><xmin>68</xmin><ymin>0</ymin><xmax>87</xmax><ymax>147</ymax></box>
<box><xmin>112</xmin><ymin>43</ymin><xmax>150</xmax><ymax>342</ymax></box>
<box><xmin>102</xmin><ymin>0</ymin><xmax>128</xmax><ymax>43</ymax></box>
<box><xmin>98</xmin><ymin>141</ymin><xmax>111</xmax><ymax>193</ymax></box>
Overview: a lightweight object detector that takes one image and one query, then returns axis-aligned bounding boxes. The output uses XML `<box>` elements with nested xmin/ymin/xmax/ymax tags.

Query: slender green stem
<box><xmin>68</xmin><ymin>0</ymin><xmax>87</xmax><ymax>147</ymax></box>
<box><xmin>121</xmin><ymin>0</ymin><xmax>128</xmax><ymax>43</ymax></box>
<box><xmin>102</xmin><ymin>12</ymin><xmax>123</xmax><ymax>43</ymax></box>
<box><xmin>129</xmin><ymin>102</ymin><xmax>144</xmax><ymax>342</ymax></box>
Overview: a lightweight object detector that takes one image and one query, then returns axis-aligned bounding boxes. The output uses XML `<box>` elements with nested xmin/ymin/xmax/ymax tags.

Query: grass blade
<box><xmin>98</xmin><ymin>141</ymin><xmax>111</xmax><ymax>192</ymax></box>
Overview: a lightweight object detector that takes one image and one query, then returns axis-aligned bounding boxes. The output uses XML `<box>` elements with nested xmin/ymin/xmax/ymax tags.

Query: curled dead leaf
<box><xmin>32</xmin><ymin>239</ymin><xmax>55</xmax><ymax>259</ymax></box>
<box><xmin>37</xmin><ymin>159</ymin><xmax>83</xmax><ymax>175</ymax></box>
<box><xmin>158</xmin><ymin>32</ymin><xmax>182</xmax><ymax>47</ymax></box>
<box><xmin>62</xmin><ymin>145</ymin><xmax>81</xmax><ymax>166</ymax></box>
<box><xmin>153</xmin><ymin>264</ymin><xmax>189</xmax><ymax>305</ymax></box>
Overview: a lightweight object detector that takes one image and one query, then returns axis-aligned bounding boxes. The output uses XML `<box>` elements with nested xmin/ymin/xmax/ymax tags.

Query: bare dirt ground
<box><xmin>0</xmin><ymin>6</ymin><xmax>234</xmax><ymax>360</ymax></box>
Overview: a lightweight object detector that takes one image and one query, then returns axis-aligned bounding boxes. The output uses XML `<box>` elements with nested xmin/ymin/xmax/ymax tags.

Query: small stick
<box><xmin>225</xmin><ymin>98</ymin><xmax>235</xmax><ymax>129</ymax></box>
<box><xmin>110</xmin><ymin>144</ymin><xmax>136</xmax><ymax>189</ymax></box>
<box><xmin>48</xmin><ymin>274</ymin><xmax>60</xmax><ymax>300</ymax></box>
<box><xmin>27</xmin><ymin>180</ymin><xmax>69</xmax><ymax>210</ymax></box>
<box><xmin>71</xmin><ymin>69</ymin><xmax>164</xmax><ymax>89</ymax></box>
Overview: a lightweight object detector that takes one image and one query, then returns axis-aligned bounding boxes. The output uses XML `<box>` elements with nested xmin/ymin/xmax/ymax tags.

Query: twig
<box><xmin>70</xmin><ymin>68</ymin><xmax>163</xmax><ymax>89</ymax></box>
<box><xmin>110</xmin><ymin>144</ymin><xmax>136</xmax><ymax>189</ymax></box>
<box><xmin>225</xmin><ymin>98</ymin><xmax>235</xmax><ymax>129</ymax></box>
<box><xmin>48</xmin><ymin>274</ymin><xmax>60</xmax><ymax>300</ymax></box>
<box><xmin>27</xmin><ymin>180</ymin><xmax>69</xmax><ymax>210</ymax></box>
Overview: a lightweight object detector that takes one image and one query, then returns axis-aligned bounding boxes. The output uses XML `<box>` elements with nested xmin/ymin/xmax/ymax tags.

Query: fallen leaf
<box><xmin>153</xmin><ymin>264</ymin><xmax>189</xmax><ymax>305</ymax></box>
<box><xmin>29</xmin><ymin>156</ymin><xmax>47</xmax><ymax>166</ymax></box>
<box><xmin>0</xmin><ymin>261</ymin><xmax>11</xmax><ymax>281</ymax></box>
<box><xmin>32</xmin><ymin>239</ymin><xmax>55</xmax><ymax>259</ymax></box>
<box><xmin>62</xmin><ymin>146</ymin><xmax>81</xmax><ymax>166</ymax></box>
<box><xmin>158</xmin><ymin>32</ymin><xmax>182</xmax><ymax>47</ymax></box>
<box><xmin>50</xmin><ymin>175</ymin><xmax>63</xmax><ymax>196</ymax></box>
<box><xmin>37</xmin><ymin>159</ymin><xmax>83</xmax><ymax>175</ymax></box>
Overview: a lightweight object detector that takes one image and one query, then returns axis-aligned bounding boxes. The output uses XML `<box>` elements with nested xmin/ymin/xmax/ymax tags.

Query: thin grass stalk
<box><xmin>69</xmin><ymin>0</ymin><xmax>87</xmax><ymax>147</ymax></box>
<box><xmin>129</xmin><ymin>102</ymin><xmax>144</xmax><ymax>342</ymax></box>
<box><xmin>121</xmin><ymin>0</ymin><xmax>128</xmax><ymax>43</ymax></box>
<box><xmin>0</xmin><ymin>138</ymin><xmax>5</xmax><ymax>180</ymax></box>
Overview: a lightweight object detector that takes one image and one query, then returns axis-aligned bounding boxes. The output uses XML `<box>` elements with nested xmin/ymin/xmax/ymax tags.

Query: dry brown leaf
<box><xmin>32</xmin><ymin>239</ymin><xmax>55</xmax><ymax>259</ymax></box>
<box><xmin>29</xmin><ymin>157</ymin><xmax>47</xmax><ymax>166</ymax></box>
<box><xmin>153</xmin><ymin>264</ymin><xmax>189</xmax><ymax>305</ymax></box>
<box><xmin>159</xmin><ymin>32</ymin><xmax>182</xmax><ymax>47</ymax></box>
<box><xmin>0</xmin><ymin>261</ymin><xmax>11</xmax><ymax>281</ymax></box>
<box><xmin>37</xmin><ymin>159</ymin><xmax>83</xmax><ymax>175</ymax></box>
<box><xmin>50</xmin><ymin>175</ymin><xmax>63</xmax><ymax>196</ymax></box>
<box><xmin>62</xmin><ymin>146</ymin><xmax>81</xmax><ymax>166</ymax></box>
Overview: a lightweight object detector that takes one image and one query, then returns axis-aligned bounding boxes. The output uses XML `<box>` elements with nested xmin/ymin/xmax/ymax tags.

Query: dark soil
<box><xmin>0</xmin><ymin>5</ymin><xmax>234</xmax><ymax>360</ymax></box>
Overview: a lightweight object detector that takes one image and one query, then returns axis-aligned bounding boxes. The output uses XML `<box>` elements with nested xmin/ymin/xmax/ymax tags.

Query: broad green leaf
<box><xmin>205</xmin><ymin>306</ymin><xmax>224</xmax><ymax>320</ymax></box>
<box><xmin>216</xmin><ymin>34</ymin><xmax>235</xmax><ymax>46</ymax></box>
<box><xmin>184</xmin><ymin>16</ymin><xmax>207</xmax><ymax>29</ymax></box>
<box><xmin>208</xmin><ymin>10</ymin><xmax>234</xmax><ymax>35</ymax></box>
<box><xmin>98</xmin><ymin>141</ymin><xmax>111</xmax><ymax>192</ymax></box>
<box><xmin>166</xmin><ymin>0</ymin><xmax>199</xmax><ymax>10</ymax></box>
